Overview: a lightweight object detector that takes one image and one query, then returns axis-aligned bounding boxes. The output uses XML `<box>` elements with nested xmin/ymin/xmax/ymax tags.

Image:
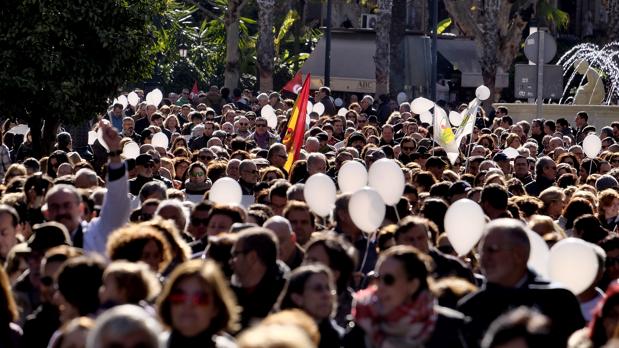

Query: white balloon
<box><xmin>503</xmin><ymin>147</ymin><xmax>520</xmax><ymax>159</ymax></box>
<box><xmin>411</xmin><ymin>97</ymin><xmax>435</xmax><ymax>114</ymax></box>
<box><xmin>303</xmin><ymin>174</ymin><xmax>337</xmax><ymax>217</ymax></box>
<box><xmin>334</xmin><ymin>98</ymin><xmax>343</xmax><ymax>107</ymax></box>
<box><xmin>122</xmin><ymin>142</ymin><xmax>140</xmax><ymax>159</ymax></box>
<box><xmin>337</xmin><ymin>108</ymin><xmax>348</xmax><ymax>116</ymax></box>
<box><xmin>583</xmin><ymin>134</ymin><xmax>602</xmax><ymax>159</ymax></box>
<box><xmin>145</xmin><ymin>88</ymin><xmax>163</xmax><ymax>107</ymax></box>
<box><xmin>445</xmin><ymin>199</ymin><xmax>486</xmax><ymax>256</ymax></box>
<box><xmin>265</xmin><ymin>113</ymin><xmax>278</xmax><ymax>129</ymax></box>
<box><xmin>527</xmin><ymin>229</ymin><xmax>550</xmax><ymax>278</ymax></box>
<box><xmin>475</xmin><ymin>85</ymin><xmax>491</xmax><ymax>101</ymax></box>
<box><xmin>420</xmin><ymin>111</ymin><xmax>433</xmax><ymax>124</ymax></box>
<box><xmin>368</xmin><ymin>159</ymin><xmax>405</xmax><ymax>205</ymax></box>
<box><xmin>449</xmin><ymin>111</ymin><xmax>463</xmax><ymax>126</ymax></box>
<box><xmin>97</xmin><ymin>120</ymin><xmax>110</xmax><ymax>151</ymax></box>
<box><xmin>261</xmin><ymin>104</ymin><xmax>275</xmax><ymax>118</ymax></box>
<box><xmin>88</xmin><ymin>130</ymin><xmax>97</xmax><ymax>145</ymax></box>
<box><xmin>306</xmin><ymin>101</ymin><xmax>313</xmax><ymax>115</ymax></box>
<box><xmin>548</xmin><ymin>238</ymin><xmax>598</xmax><ymax>295</ymax></box>
<box><xmin>151</xmin><ymin>132</ymin><xmax>169</xmax><ymax>149</ymax></box>
<box><xmin>127</xmin><ymin>92</ymin><xmax>140</xmax><ymax>107</ymax></box>
<box><xmin>209</xmin><ymin>177</ymin><xmax>242</xmax><ymax>205</ymax></box>
<box><xmin>349</xmin><ymin>187</ymin><xmax>386</xmax><ymax>233</ymax></box>
<box><xmin>313</xmin><ymin>102</ymin><xmax>325</xmax><ymax>116</ymax></box>
<box><xmin>338</xmin><ymin>161</ymin><xmax>368</xmax><ymax>193</ymax></box>
<box><xmin>397</xmin><ymin>92</ymin><xmax>408</xmax><ymax>104</ymax></box>
<box><xmin>117</xmin><ymin>95</ymin><xmax>128</xmax><ymax>110</ymax></box>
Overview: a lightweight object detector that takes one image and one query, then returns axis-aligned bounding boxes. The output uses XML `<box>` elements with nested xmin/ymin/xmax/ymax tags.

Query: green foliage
<box><xmin>0</xmin><ymin>0</ymin><xmax>167</xmax><ymax>124</ymax></box>
<box><xmin>538</xmin><ymin>0</ymin><xmax>569</xmax><ymax>30</ymax></box>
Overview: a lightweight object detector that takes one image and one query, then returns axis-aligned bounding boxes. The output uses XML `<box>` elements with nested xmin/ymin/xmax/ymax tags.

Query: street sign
<box><xmin>514</xmin><ymin>64</ymin><xmax>564</xmax><ymax>99</ymax></box>
<box><xmin>524</xmin><ymin>31</ymin><xmax>557</xmax><ymax>64</ymax></box>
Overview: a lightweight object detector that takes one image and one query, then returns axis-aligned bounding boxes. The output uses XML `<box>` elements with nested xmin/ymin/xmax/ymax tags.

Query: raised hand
<box><xmin>99</xmin><ymin>119</ymin><xmax>121</xmax><ymax>152</ymax></box>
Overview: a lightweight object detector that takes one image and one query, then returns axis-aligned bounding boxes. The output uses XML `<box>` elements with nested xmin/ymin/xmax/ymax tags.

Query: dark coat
<box><xmin>21</xmin><ymin>303</ymin><xmax>60</xmax><ymax>348</ymax></box>
<box><xmin>318</xmin><ymin>319</ymin><xmax>344</xmax><ymax>348</ymax></box>
<box><xmin>429</xmin><ymin>249</ymin><xmax>476</xmax><ymax>284</ymax></box>
<box><xmin>524</xmin><ymin>176</ymin><xmax>555</xmax><ymax>197</ymax></box>
<box><xmin>458</xmin><ymin>271</ymin><xmax>585</xmax><ymax>348</ymax></box>
<box><xmin>232</xmin><ymin>260</ymin><xmax>289</xmax><ymax>329</ymax></box>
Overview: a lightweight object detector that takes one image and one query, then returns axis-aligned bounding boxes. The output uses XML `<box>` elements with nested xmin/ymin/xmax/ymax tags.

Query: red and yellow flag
<box><xmin>282</xmin><ymin>74</ymin><xmax>311</xmax><ymax>172</ymax></box>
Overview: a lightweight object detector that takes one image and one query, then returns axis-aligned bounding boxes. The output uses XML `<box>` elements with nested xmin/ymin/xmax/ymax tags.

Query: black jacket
<box><xmin>458</xmin><ymin>270</ymin><xmax>585</xmax><ymax>347</ymax></box>
<box><xmin>232</xmin><ymin>260</ymin><xmax>289</xmax><ymax>329</ymax></box>
<box><xmin>524</xmin><ymin>176</ymin><xmax>555</xmax><ymax>197</ymax></box>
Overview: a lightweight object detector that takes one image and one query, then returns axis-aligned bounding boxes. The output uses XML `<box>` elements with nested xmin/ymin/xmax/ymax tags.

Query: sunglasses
<box><xmin>190</xmin><ymin>171</ymin><xmax>205</xmax><ymax>178</ymax></box>
<box><xmin>378</xmin><ymin>273</ymin><xmax>396</xmax><ymax>286</ymax></box>
<box><xmin>243</xmin><ymin>169</ymin><xmax>259</xmax><ymax>174</ymax></box>
<box><xmin>141</xmin><ymin>163</ymin><xmax>154</xmax><ymax>168</ymax></box>
<box><xmin>255</xmin><ymin>124</ymin><xmax>267</xmax><ymax>128</ymax></box>
<box><xmin>199</xmin><ymin>155</ymin><xmax>214</xmax><ymax>161</ymax></box>
<box><xmin>402</xmin><ymin>146</ymin><xmax>415</xmax><ymax>151</ymax></box>
<box><xmin>169</xmin><ymin>291</ymin><xmax>210</xmax><ymax>306</ymax></box>
<box><xmin>191</xmin><ymin>217</ymin><xmax>209</xmax><ymax>226</ymax></box>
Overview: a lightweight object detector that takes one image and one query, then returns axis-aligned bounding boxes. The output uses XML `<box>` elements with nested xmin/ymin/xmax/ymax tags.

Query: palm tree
<box><xmin>257</xmin><ymin>0</ymin><xmax>275</xmax><ymax>91</ymax></box>
<box><xmin>375</xmin><ymin>0</ymin><xmax>392</xmax><ymax>97</ymax></box>
<box><xmin>224</xmin><ymin>0</ymin><xmax>249</xmax><ymax>89</ymax></box>
<box><xmin>443</xmin><ymin>0</ymin><xmax>537</xmax><ymax>101</ymax></box>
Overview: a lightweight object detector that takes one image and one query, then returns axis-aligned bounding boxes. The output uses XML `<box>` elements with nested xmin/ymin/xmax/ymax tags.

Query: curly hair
<box><xmin>106</xmin><ymin>225</ymin><xmax>172</xmax><ymax>272</ymax></box>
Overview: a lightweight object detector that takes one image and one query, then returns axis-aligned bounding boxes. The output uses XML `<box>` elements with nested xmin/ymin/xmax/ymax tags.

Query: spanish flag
<box><xmin>283</xmin><ymin>74</ymin><xmax>311</xmax><ymax>172</ymax></box>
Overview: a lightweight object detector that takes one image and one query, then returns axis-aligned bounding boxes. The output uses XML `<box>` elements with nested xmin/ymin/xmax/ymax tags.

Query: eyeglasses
<box><xmin>199</xmin><ymin>155</ymin><xmax>213</xmax><ymax>161</ymax></box>
<box><xmin>191</xmin><ymin>217</ymin><xmax>209</xmax><ymax>226</ymax></box>
<box><xmin>243</xmin><ymin>169</ymin><xmax>258</xmax><ymax>174</ymax></box>
<box><xmin>189</xmin><ymin>171</ymin><xmax>205</xmax><ymax>178</ymax></box>
<box><xmin>401</xmin><ymin>146</ymin><xmax>415</xmax><ymax>151</ymax></box>
<box><xmin>169</xmin><ymin>291</ymin><xmax>210</xmax><ymax>306</ymax></box>
<box><xmin>255</xmin><ymin>124</ymin><xmax>267</xmax><ymax>128</ymax></box>
<box><xmin>378</xmin><ymin>273</ymin><xmax>396</xmax><ymax>286</ymax></box>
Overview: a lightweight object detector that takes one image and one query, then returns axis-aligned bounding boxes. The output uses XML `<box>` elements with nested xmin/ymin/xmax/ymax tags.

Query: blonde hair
<box><xmin>103</xmin><ymin>261</ymin><xmax>161</xmax><ymax>303</ymax></box>
<box><xmin>238</xmin><ymin>309</ymin><xmax>318</xmax><ymax>348</ymax></box>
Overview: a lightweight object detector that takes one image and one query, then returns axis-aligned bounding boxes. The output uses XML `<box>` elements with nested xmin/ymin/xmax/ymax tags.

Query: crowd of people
<box><xmin>0</xmin><ymin>85</ymin><xmax>619</xmax><ymax>348</ymax></box>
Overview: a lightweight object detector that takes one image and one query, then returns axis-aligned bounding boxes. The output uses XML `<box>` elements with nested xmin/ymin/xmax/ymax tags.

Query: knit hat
<box><xmin>596</xmin><ymin>175</ymin><xmax>619</xmax><ymax>192</ymax></box>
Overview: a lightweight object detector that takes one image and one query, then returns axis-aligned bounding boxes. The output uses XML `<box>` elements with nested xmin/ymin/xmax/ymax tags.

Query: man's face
<box><xmin>333</xmin><ymin>121</ymin><xmax>343</xmax><ymax>133</ymax></box>
<box><xmin>181</xmin><ymin>106</ymin><xmax>191</xmax><ymax>117</ymax></box>
<box><xmin>123</xmin><ymin>120</ymin><xmax>134</xmax><ymax>134</ymax></box>
<box><xmin>113</xmin><ymin>106</ymin><xmax>123</xmax><ymax>117</ymax></box>
<box><xmin>360</xmin><ymin>99</ymin><xmax>370</xmax><ymax>110</ymax></box>
<box><xmin>46</xmin><ymin>190</ymin><xmax>82</xmax><ymax>232</ymax></box>
<box><xmin>286</xmin><ymin>209</ymin><xmax>314</xmax><ymax>246</ymax></box>
<box><xmin>395</xmin><ymin>225</ymin><xmax>429</xmax><ymax>254</ymax></box>
<box><xmin>203</xmin><ymin>124</ymin><xmax>215</xmax><ymax>137</ymax></box>
<box><xmin>531</xmin><ymin>122</ymin><xmax>542</xmax><ymax>136</ymax></box>
<box><xmin>308</xmin><ymin>158</ymin><xmax>327</xmax><ymax>176</ymax></box>
<box><xmin>0</xmin><ymin>213</ymin><xmax>17</xmax><ymax>260</ymax></box>
<box><xmin>152</xmin><ymin>117</ymin><xmax>163</xmax><ymax>127</ymax></box>
<box><xmin>238</xmin><ymin>118</ymin><xmax>249</xmax><ymax>132</ymax></box>
<box><xmin>230</xmin><ymin>241</ymin><xmax>251</xmax><ymax>281</ymax></box>
<box><xmin>255</xmin><ymin>120</ymin><xmax>268</xmax><ymax>135</ymax></box>
<box><xmin>382</xmin><ymin>127</ymin><xmax>393</xmax><ymax>141</ymax></box>
<box><xmin>514</xmin><ymin>158</ymin><xmax>529</xmax><ymax>177</ymax></box>
<box><xmin>270</xmin><ymin>149</ymin><xmax>288</xmax><ymax>168</ymax></box>
<box><xmin>240</xmin><ymin>164</ymin><xmax>258</xmax><ymax>185</ymax></box>
<box><xmin>480</xmin><ymin>230</ymin><xmax>524</xmax><ymax>286</ymax></box>
<box><xmin>137</xmin><ymin>163</ymin><xmax>154</xmax><ymax>178</ymax></box>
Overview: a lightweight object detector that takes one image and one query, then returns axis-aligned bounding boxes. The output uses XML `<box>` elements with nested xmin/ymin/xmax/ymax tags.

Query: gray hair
<box><xmin>86</xmin><ymin>304</ymin><xmax>162</xmax><ymax>348</ymax></box>
<box><xmin>155</xmin><ymin>199</ymin><xmax>189</xmax><ymax>231</ymax></box>
<box><xmin>138</xmin><ymin>181</ymin><xmax>168</xmax><ymax>203</ymax></box>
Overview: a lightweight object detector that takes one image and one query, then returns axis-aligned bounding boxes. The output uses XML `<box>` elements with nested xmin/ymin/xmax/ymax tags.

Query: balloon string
<box><xmin>394</xmin><ymin>204</ymin><xmax>401</xmax><ymax>222</ymax></box>
<box><xmin>589</xmin><ymin>159</ymin><xmax>593</xmax><ymax>177</ymax></box>
<box><xmin>358</xmin><ymin>230</ymin><xmax>374</xmax><ymax>282</ymax></box>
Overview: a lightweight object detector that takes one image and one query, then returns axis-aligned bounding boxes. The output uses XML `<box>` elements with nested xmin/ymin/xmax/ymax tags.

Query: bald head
<box><xmin>75</xmin><ymin>168</ymin><xmax>99</xmax><ymax>189</ymax></box>
<box><xmin>480</xmin><ymin>218</ymin><xmax>531</xmax><ymax>287</ymax></box>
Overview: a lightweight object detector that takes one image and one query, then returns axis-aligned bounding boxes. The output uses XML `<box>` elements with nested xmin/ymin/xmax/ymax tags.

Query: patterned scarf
<box><xmin>352</xmin><ymin>285</ymin><xmax>438</xmax><ymax>348</ymax></box>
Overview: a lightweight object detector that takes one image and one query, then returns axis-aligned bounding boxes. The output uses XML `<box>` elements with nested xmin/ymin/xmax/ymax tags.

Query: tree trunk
<box><xmin>444</xmin><ymin>0</ymin><xmax>535</xmax><ymax>102</ymax></box>
<box><xmin>375</xmin><ymin>0</ymin><xmax>392</xmax><ymax>98</ymax></box>
<box><xmin>224</xmin><ymin>0</ymin><xmax>247</xmax><ymax>90</ymax></box>
<box><xmin>389</xmin><ymin>0</ymin><xmax>407</xmax><ymax>97</ymax></box>
<box><xmin>28</xmin><ymin>110</ymin><xmax>59</xmax><ymax>158</ymax></box>
<box><xmin>257</xmin><ymin>0</ymin><xmax>275</xmax><ymax>92</ymax></box>
<box><xmin>608</xmin><ymin>0</ymin><xmax>619</xmax><ymax>42</ymax></box>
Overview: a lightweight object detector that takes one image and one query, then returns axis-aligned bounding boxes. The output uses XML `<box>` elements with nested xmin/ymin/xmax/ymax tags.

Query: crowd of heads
<box><xmin>0</xmin><ymin>86</ymin><xmax>618</xmax><ymax>347</ymax></box>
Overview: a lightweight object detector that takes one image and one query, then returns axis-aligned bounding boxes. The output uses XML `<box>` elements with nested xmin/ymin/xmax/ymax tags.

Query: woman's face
<box><xmin>604</xmin><ymin>198</ymin><xmax>619</xmax><ymax>219</ymax></box>
<box><xmin>141</xmin><ymin>239</ymin><xmax>163</xmax><ymax>272</ymax></box>
<box><xmin>293</xmin><ymin>273</ymin><xmax>334</xmax><ymax>321</ymax></box>
<box><xmin>189</xmin><ymin>167</ymin><xmax>206</xmax><ymax>184</ymax></box>
<box><xmin>509</xmin><ymin>138</ymin><xmax>521</xmax><ymax>149</ymax></box>
<box><xmin>170</xmin><ymin>276</ymin><xmax>217</xmax><ymax>337</ymax></box>
<box><xmin>176</xmin><ymin>162</ymin><xmax>189</xmax><ymax>178</ymax></box>
<box><xmin>376</xmin><ymin>257</ymin><xmax>419</xmax><ymax>315</ymax></box>
<box><xmin>206</xmin><ymin>214</ymin><xmax>234</xmax><ymax>236</ymax></box>
<box><xmin>305</xmin><ymin>245</ymin><xmax>331</xmax><ymax>268</ymax></box>
<box><xmin>99</xmin><ymin>274</ymin><xmax>123</xmax><ymax>305</ymax></box>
